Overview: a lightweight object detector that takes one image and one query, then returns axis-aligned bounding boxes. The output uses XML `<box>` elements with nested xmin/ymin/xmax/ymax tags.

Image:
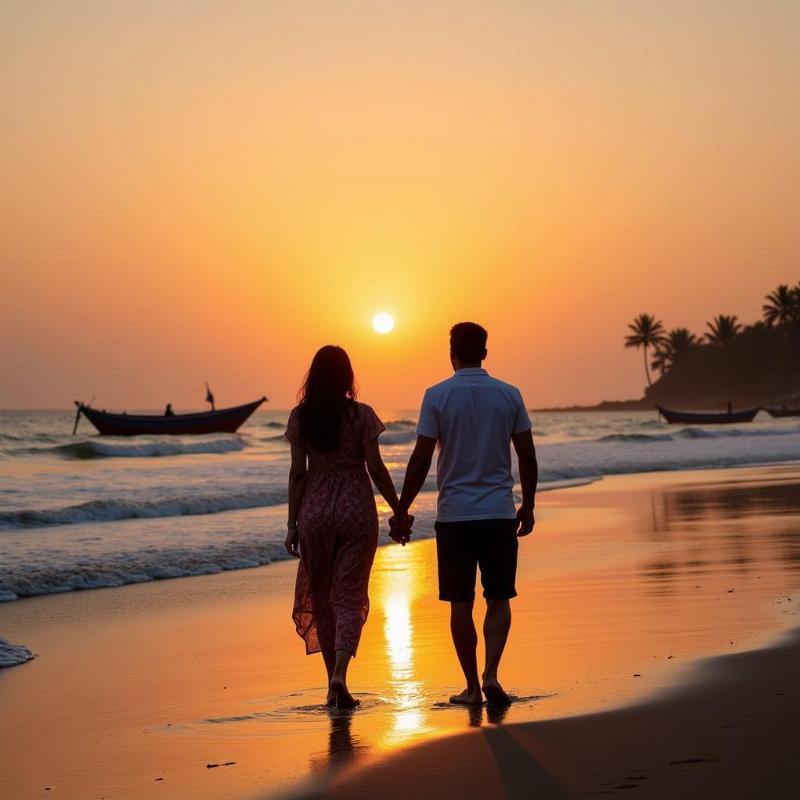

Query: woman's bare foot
<box><xmin>449</xmin><ymin>687</ymin><xmax>484</xmax><ymax>705</ymax></box>
<box><xmin>326</xmin><ymin>688</ymin><xmax>336</xmax><ymax>706</ymax></box>
<box><xmin>482</xmin><ymin>677</ymin><xmax>512</xmax><ymax>706</ymax></box>
<box><xmin>329</xmin><ymin>677</ymin><xmax>359</xmax><ymax>709</ymax></box>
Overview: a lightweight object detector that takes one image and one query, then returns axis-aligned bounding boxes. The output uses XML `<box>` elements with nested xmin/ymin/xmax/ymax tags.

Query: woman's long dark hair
<box><xmin>297</xmin><ymin>346</ymin><xmax>357</xmax><ymax>452</ymax></box>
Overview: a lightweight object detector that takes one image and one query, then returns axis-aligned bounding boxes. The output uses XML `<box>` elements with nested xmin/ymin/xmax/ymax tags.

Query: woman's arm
<box><xmin>285</xmin><ymin>444</ymin><xmax>307</xmax><ymax>557</ymax></box>
<box><xmin>364</xmin><ymin>439</ymin><xmax>400</xmax><ymax>515</ymax></box>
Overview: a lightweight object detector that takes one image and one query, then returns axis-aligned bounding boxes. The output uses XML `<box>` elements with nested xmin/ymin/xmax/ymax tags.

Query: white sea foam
<box><xmin>0</xmin><ymin>545</ymin><xmax>282</xmax><ymax>598</ymax></box>
<box><xmin>0</xmin><ymin>637</ymin><xmax>34</xmax><ymax>667</ymax></box>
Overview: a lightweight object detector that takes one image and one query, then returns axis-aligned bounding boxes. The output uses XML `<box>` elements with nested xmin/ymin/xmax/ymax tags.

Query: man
<box><xmin>392</xmin><ymin>322</ymin><xmax>538</xmax><ymax>705</ymax></box>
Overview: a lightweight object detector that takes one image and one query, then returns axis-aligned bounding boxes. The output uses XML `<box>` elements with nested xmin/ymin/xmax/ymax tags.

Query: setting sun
<box><xmin>372</xmin><ymin>313</ymin><xmax>395</xmax><ymax>335</ymax></box>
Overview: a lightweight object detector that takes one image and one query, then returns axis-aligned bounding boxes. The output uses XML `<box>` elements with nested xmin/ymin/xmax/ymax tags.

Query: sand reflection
<box><xmin>638</xmin><ymin>469</ymin><xmax>800</xmax><ymax>593</ymax></box>
<box><xmin>308</xmin><ymin>709</ymin><xmax>368</xmax><ymax>774</ymax></box>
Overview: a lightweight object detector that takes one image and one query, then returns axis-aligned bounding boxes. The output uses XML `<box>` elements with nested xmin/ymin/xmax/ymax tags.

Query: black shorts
<box><xmin>435</xmin><ymin>518</ymin><xmax>518</xmax><ymax>602</ymax></box>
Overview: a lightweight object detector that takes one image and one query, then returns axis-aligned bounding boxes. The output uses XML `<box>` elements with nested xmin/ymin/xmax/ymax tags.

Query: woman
<box><xmin>284</xmin><ymin>345</ymin><xmax>404</xmax><ymax>708</ymax></box>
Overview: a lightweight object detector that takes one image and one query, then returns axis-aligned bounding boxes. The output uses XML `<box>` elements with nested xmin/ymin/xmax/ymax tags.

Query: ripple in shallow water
<box><xmin>430</xmin><ymin>692</ymin><xmax>554</xmax><ymax>709</ymax></box>
<box><xmin>196</xmin><ymin>690</ymin><xmax>553</xmax><ymax>728</ymax></box>
<box><xmin>160</xmin><ymin>687</ymin><xmax>555</xmax><ymax>741</ymax></box>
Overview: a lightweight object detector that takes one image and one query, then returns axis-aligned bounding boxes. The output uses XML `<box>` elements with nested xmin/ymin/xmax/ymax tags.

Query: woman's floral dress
<box><xmin>285</xmin><ymin>402</ymin><xmax>385</xmax><ymax>656</ymax></box>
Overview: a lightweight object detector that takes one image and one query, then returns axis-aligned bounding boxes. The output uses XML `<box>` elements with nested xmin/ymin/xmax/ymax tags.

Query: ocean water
<box><xmin>1</xmin><ymin>407</ymin><xmax>799</xmax><ymax>605</ymax></box>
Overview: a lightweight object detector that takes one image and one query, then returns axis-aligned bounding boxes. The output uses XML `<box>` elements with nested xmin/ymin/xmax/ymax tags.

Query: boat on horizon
<box><xmin>656</xmin><ymin>405</ymin><xmax>760</xmax><ymax>425</ymax></box>
<box><xmin>74</xmin><ymin>397</ymin><xmax>267</xmax><ymax>436</ymax></box>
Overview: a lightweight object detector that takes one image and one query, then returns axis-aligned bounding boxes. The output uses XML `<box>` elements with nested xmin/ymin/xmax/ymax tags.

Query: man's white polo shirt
<box><xmin>416</xmin><ymin>368</ymin><xmax>531</xmax><ymax>522</ymax></box>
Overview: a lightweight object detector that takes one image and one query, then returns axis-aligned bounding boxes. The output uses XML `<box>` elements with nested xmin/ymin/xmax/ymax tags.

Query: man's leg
<box><xmin>449</xmin><ymin>600</ymin><xmax>483</xmax><ymax>704</ymax></box>
<box><xmin>482</xmin><ymin>598</ymin><xmax>512</xmax><ymax>704</ymax></box>
<box><xmin>478</xmin><ymin>520</ymin><xmax>518</xmax><ymax>705</ymax></box>
<box><xmin>437</xmin><ymin>522</ymin><xmax>482</xmax><ymax>705</ymax></box>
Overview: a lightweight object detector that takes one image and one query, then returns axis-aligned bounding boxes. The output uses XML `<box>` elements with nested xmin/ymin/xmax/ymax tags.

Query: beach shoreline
<box><xmin>1</xmin><ymin>463</ymin><xmax>798</xmax><ymax>799</ymax></box>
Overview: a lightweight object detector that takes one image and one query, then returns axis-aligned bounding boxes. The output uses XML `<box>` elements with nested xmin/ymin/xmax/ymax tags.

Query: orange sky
<box><xmin>1</xmin><ymin>0</ymin><xmax>798</xmax><ymax>410</ymax></box>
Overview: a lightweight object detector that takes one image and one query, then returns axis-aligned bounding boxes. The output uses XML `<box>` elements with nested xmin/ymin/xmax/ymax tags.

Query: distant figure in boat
<box><xmin>284</xmin><ymin>345</ymin><xmax>407</xmax><ymax>708</ymax></box>
<box><xmin>727</xmin><ymin>401</ymin><xmax>733</xmax><ymax>414</ymax></box>
<box><xmin>206</xmin><ymin>382</ymin><xmax>216</xmax><ymax>412</ymax></box>
<box><xmin>164</xmin><ymin>403</ymin><xmax>175</xmax><ymax>417</ymax></box>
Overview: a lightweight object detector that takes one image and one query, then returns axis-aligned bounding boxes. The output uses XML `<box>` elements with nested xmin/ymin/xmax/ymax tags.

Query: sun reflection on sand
<box><xmin>379</xmin><ymin>545</ymin><xmax>430</xmax><ymax>744</ymax></box>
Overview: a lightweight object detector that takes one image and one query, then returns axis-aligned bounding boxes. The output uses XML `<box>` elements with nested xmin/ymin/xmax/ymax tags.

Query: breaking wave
<box><xmin>596</xmin><ymin>426</ymin><xmax>800</xmax><ymax>444</ymax></box>
<box><xmin>380</xmin><ymin>420</ymin><xmax>418</xmax><ymax>445</ymax></box>
<box><xmin>0</xmin><ymin>637</ymin><xmax>34</xmax><ymax>667</ymax></box>
<box><xmin>25</xmin><ymin>436</ymin><xmax>247</xmax><ymax>460</ymax></box>
<box><xmin>0</xmin><ymin>541</ymin><xmax>292</xmax><ymax>601</ymax></box>
<box><xmin>597</xmin><ymin>432</ymin><xmax>673</xmax><ymax>443</ymax></box>
<box><xmin>0</xmin><ymin>490</ymin><xmax>287</xmax><ymax>529</ymax></box>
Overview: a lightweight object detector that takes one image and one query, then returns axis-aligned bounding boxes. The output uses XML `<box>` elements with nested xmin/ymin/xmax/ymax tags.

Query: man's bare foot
<box><xmin>449</xmin><ymin>687</ymin><xmax>484</xmax><ymax>705</ymax></box>
<box><xmin>326</xmin><ymin>689</ymin><xmax>336</xmax><ymax>706</ymax></box>
<box><xmin>482</xmin><ymin>677</ymin><xmax>512</xmax><ymax>706</ymax></box>
<box><xmin>329</xmin><ymin>677</ymin><xmax>359</xmax><ymax>709</ymax></box>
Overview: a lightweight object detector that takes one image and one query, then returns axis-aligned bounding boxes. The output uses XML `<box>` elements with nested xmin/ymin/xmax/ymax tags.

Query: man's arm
<box><xmin>511</xmin><ymin>429</ymin><xmax>538</xmax><ymax>536</ymax></box>
<box><xmin>396</xmin><ymin>434</ymin><xmax>437</xmax><ymax>525</ymax></box>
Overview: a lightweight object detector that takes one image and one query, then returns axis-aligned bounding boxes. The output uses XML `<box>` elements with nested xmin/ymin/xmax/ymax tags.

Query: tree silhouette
<box><xmin>762</xmin><ymin>284</ymin><xmax>798</xmax><ymax>327</ymax></box>
<box><xmin>652</xmin><ymin>328</ymin><xmax>699</xmax><ymax>374</ymax></box>
<box><xmin>705</xmin><ymin>315</ymin><xmax>742</xmax><ymax>345</ymax></box>
<box><xmin>625</xmin><ymin>313</ymin><xmax>666</xmax><ymax>386</ymax></box>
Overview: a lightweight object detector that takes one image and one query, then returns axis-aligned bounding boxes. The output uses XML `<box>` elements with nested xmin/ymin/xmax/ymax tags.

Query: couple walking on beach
<box><xmin>284</xmin><ymin>322</ymin><xmax>539</xmax><ymax>708</ymax></box>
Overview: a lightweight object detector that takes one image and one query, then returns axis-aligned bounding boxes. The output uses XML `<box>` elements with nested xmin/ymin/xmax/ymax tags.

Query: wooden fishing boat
<box><xmin>74</xmin><ymin>397</ymin><xmax>267</xmax><ymax>436</ymax></box>
<box><xmin>656</xmin><ymin>405</ymin><xmax>760</xmax><ymax>425</ymax></box>
<box><xmin>764</xmin><ymin>407</ymin><xmax>800</xmax><ymax>418</ymax></box>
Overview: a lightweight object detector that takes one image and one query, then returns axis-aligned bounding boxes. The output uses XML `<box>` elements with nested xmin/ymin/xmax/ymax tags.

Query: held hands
<box><xmin>388</xmin><ymin>510</ymin><xmax>415</xmax><ymax>546</ymax></box>
<box><xmin>516</xmin><ymin>505</ymin><xmax>535</xmax><ymax>537</ymax></box>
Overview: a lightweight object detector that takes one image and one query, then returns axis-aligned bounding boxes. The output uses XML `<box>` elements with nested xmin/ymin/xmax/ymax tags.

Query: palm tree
<box><xmin>705</xmin><ymin>314</ymin><xmax>742</xmax><ymax>345</ymax></box>
<box><xmin>791</xmin><ymin>282</ymin><xmax>800</xmax><ymax>325</ymax></box>
<box><xmin>794</xmin><ymin>282</ymin><xmax>800</xmax><ymax>323</ymax></box>
<box><xmin>625</xmin><ymin>313</ymin><xmax>665</xmax><ymax>386</ymax></box>
<box><xmin>762</xmin><ymin>284</ymin><xmax>798</xmax><ymax>327</ymax></box>
<box><xmin>652</xmin><ymin>328</ymin><xmax>699</xmax><ymax>373</ymax></box>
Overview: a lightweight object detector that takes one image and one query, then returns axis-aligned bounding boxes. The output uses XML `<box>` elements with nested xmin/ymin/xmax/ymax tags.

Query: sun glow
<box><xmin>372</xmin><ymin>313</ymin><xmax>395</xmax><ymax>335</ymax></box>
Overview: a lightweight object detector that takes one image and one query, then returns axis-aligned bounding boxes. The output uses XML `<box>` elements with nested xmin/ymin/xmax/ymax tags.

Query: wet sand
<box><xmin>1</xmin><ymin>463</ymin><xmax>798</xmax><ymax>799</ymax></box>
<box><xmin>304</xmin><ymin>627</ymin><xmax>800</xmax><ymax>799</ymax></box>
